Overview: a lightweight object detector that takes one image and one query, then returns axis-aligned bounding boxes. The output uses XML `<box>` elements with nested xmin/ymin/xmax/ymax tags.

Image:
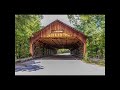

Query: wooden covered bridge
<box><xmin>29</xmin><ymin>20</ymin><xmax>87</xmax><ymax>59</ymax></box>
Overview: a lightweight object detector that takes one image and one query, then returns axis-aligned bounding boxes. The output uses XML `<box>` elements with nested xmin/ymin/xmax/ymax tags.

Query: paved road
<box><xmin>15</xmin><ymin>53</ymin><xmax>105</xmax><ymax>75</ymax></box>
<box><xmin>39</xmin><ymin>53</ymin><xmax>78</xmax><ymax>60</ymax></box>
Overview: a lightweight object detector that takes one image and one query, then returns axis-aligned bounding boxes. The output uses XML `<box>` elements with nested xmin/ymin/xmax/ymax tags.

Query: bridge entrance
<box><xmin>29</xmin><ymin>20</ymin><xmax>87</xmax><ymax>59</ymax></box>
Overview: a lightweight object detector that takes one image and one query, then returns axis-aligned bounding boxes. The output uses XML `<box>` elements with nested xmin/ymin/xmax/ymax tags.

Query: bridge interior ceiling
<box><xmin>40</xmin><ymin>37</ymin><xmax>83</xmax><ymax>49</ymax></box>
<box><xmin>32</xmin><ymin>36</ymin><xmax>84</xmax><ymax>59</ymax></box>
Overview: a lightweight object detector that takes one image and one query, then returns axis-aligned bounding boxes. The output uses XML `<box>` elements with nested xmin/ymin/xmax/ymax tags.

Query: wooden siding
<box><xmin>30</xmin><ymin>20</ymin><xmax>87</xmax><ymax>57</ymax></box>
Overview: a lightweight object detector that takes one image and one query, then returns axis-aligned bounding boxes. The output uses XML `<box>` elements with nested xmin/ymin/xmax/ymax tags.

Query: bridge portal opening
<box><xmin>57</xmin><ymin>49</ymin><xmax>70</xmax><ymax>55</ymax></box>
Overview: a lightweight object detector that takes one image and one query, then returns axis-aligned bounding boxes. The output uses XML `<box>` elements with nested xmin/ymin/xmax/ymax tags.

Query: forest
<box><xmin>15</xmin><ymin>15</ymin><xmax>105</xmax><ymax>65</ymax></box>
<box><xmin>15</xmin><ymin>15</ymin><xmax>43</xmax><ymax>59</ymax></box>
<box><xmin>68</xmin><ymin>15</ymin><xmax>105</xmax><ymax>57</ymax></box>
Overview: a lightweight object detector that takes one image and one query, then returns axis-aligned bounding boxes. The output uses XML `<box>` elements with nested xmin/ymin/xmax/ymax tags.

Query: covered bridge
<box><xmin>29</xmin><ymin>20</ymin><xmax>87</xmax><ymax>59</ymax></box>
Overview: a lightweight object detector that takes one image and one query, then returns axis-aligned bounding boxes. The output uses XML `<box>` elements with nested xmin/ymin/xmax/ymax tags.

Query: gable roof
<box><xmin>31</xmin><ymin>19</ymin><xmax>87</xmax><ymax>39</ymax></box>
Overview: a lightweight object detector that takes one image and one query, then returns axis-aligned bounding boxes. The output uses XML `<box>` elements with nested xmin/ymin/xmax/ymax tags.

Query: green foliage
<box><xmin>83</xmin><ymin>51</ymin><xmax>90</xmax><ymax>62</ymax></box>
<box><xmin>15</xmin><ymin>15</ymin><xmax>43</xmax><ymax>59</ymax></box>
<box><xmin>57</xmin><ymin>49</ymin><xmax>70</xmax><ymax>54</ymax></box>
<box><xmin>68</xmin><ymin>15</ymin><xmax>105</xmax><ymax>60</ymax></box>
<box><xmin>83</xmin><ymin>51</ymin><xmax>105</xmax><ymax>66</ymax></box>
<box><xmin>97</xmin><ymin>60</ymin><xmax>105</xmax><ymax>66</ymax></box>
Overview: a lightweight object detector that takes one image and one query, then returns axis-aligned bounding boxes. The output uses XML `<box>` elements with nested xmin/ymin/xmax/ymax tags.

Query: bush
<box><xmin>83</xmin><ymin>52</ymin><xmax>91</xmax><ymax>63</ymax></box>
<box><xmin>97</xmin><ymin>60</ymin><xmax>105</xmax><ymax>66</ymax></box>
<box><xmin>83</xmin><ymin>52</ymin><xmax>105</xmax><ymax>66</ymax></box>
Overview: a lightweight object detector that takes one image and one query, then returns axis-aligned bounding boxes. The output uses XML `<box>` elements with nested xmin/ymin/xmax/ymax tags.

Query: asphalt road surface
<box><xmin>15</xmin><ymin>53</ymin><xmax>105</xmax><ymax>75</ymax></box>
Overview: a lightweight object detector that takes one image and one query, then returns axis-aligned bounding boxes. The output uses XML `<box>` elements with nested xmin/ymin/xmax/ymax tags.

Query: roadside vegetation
<box><xmin>68</xmin><ymin>15</ymin><xmax>105</xmax><ymax>66</ymax></box>
<box><xmin>57</xmin><ymin>49</ymin><xmax>70</xmax><ymax>54</ymax></box>
<box><xmin>15</xmin><ymin>15</ymin><xmax>43</xmax><ymax>59</ymax></box>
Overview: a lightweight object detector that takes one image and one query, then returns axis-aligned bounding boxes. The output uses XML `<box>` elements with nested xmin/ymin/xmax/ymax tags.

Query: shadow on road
<box><xmin>15</xmin><ymin>60</ymin><xmax>44</xmax><ymax>72</ymax></box>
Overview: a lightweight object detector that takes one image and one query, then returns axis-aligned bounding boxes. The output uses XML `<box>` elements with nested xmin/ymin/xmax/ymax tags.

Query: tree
<box><xmin>15</xmin><ymin>15</ymin><xmax>43</xmax><ymax>59</ymax></box>
<box><xmin>67</xmin><ymin>15</ymin><xmax>105</xmax><ymax>59</ymax></box>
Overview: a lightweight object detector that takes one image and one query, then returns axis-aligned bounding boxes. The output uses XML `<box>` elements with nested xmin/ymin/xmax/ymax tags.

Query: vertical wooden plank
<box><xmin>56</xmin><ymin>22</ymin><xmax>58</xmax><ymax>30</ymax></box>
<box><xmin>59</xmin><ymin>23</ymin><xmax>61</xmax><ymax>30</ymax></box>
<box><xmin>58</xmin><ymin>23</ymin><xmax>60</xmax><ymax>30</ymax></box>
<box><xmin>30</xmin><ymin>41</ymin><xmax>33</xmax><ymax>56</ymax></box>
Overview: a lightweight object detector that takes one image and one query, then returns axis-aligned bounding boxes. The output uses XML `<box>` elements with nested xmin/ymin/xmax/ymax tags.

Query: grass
<box><xmin>83</xmin><ymin>58</ymin><xmax>105</xmax><ymax>66</ymax></box>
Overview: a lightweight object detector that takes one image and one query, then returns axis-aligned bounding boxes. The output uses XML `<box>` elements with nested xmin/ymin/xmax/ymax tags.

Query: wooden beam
<box><xmin>52</xmin><ymin>39</ymin><xmax>60</xmax><ymax>48</ymax></box>
<box><xmin>60</xmin><ymin>39</ymin><xmax>64</xmax><ymax>47</ymax></box>
<box><xmin>56</xmin><ymin>39</ymin><xmax>62</xmax><ymax>47</ymax></box>
<box><xmin>66</xmin><ymin>38</ymin><xmax>67</xmax><ymax>47</ymax></box>
<box><xmin>38</xmin><ymin>40</ymin><xmax>53</xmax><ymax>49</ymax></box>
